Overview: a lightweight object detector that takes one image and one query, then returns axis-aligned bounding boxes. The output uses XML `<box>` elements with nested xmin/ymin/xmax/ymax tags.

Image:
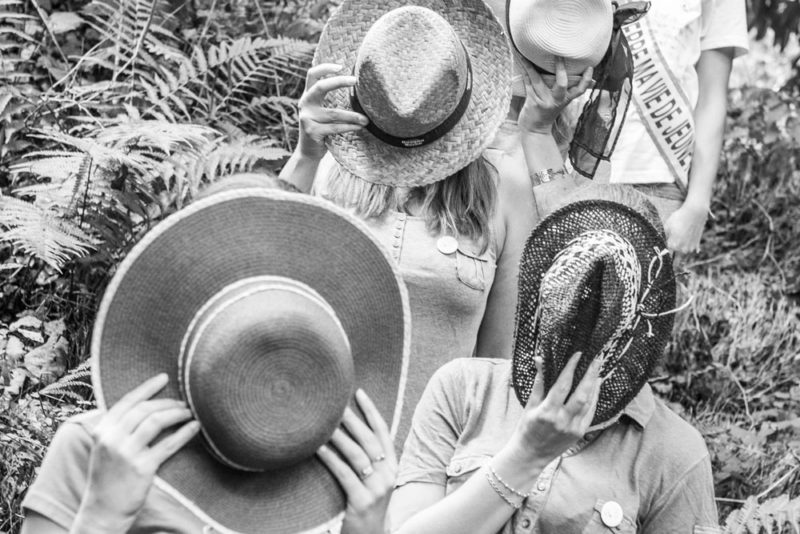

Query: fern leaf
<box><xmin>724</xmin><ymin>494</ymin><xmax>800</xmax><ymax>534</ymax></box>
<box><xmin>40</xmin><ymin>360</ymin><xmax>94</xmax><ymax>402</ymax></box>
<box><xmin>0</xmin><ymin>196</ymin><xmax>97</xmax><ymax>270</ymax></box>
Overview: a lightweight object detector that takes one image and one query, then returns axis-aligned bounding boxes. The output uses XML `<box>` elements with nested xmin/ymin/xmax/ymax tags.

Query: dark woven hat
<box><xmin>314</xmin><ymin>0</ymin><xmax>512</xmax><ymax>187</ymax></box>
<box><xmin>91</xmin><ymin>190</ymin><xmax>410</xmax><ymax>533</ymax></box>
<box><xmin>512</xmin><ymin>195</ymin><xmax>676</xmax><ymax>425</ymax></box>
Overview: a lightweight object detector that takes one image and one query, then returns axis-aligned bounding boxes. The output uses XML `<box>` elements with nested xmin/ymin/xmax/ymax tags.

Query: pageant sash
<box><xmin>624</xmin><ymin>14</ymin><xmax>694</xmax><ymax>191</ymax></box>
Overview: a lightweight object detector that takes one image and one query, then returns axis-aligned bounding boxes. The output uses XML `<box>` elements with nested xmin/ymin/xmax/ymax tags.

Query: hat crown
<box><xmin>354</xmin><ymin>6</ymin><xmax>469</xmax><ymax>138</ymax></box>
<box><xmin>181</xmin><ymin>278</ymin><xmax>354</xmax><ymax>472</ymax></box>
<box><xmin>508</xmin><ymin>0</ymin><xmax>613</xmax><ymax>75</ymax></box>
<box><xmin>537</xmin><ymin>230</ymin><xmax>641</xmax><ymax>368</ymax></box>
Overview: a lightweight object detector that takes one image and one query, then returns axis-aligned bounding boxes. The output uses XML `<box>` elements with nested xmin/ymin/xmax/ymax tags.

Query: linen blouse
<box><xmin>397</xmin><ymin>358</ymin><xmax>720</xmax><ymax>533</ymax></box>
<box><xmin>355</xmin><ymin>211</ymin><xmax>498</xmax><ymax>445</ymax></box>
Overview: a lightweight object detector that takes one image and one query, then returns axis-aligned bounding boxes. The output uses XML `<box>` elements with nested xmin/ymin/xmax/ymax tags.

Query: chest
<box><xmin>445</xmin><ymin>437</ymin><xmax>646</xmax><ymax>534</ymax></box>
<box><xmin>365</xmin><ymin>212</ymin><xmax>497</xmax><ymax>315</ymax></box>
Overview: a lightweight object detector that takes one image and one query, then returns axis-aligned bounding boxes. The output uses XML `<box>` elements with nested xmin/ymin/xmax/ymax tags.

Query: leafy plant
<box><xmin>724</xmin><ymin>495</ymin><xmax>800</xmax><ymax>533</ymax></box>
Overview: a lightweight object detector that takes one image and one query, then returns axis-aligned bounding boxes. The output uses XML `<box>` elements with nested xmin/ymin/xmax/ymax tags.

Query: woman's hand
<box><xmin>518</xmin><ymin>57</ymin><xmax>593</xmax><ymax>135</ymax></box>
<box><xmin>297</xmin><ymin>63</ymin><xmax>369</xmax><ymax>160</ymax></box>
<box><xmin>318</xmin><ymin>389</ymin><xmax>397</xmax><ymax>534</ymax></box>
<box><xmin>506</xmin><ymin>353</ymin><xmax>601</xmax><ymax>467</ymax></box>
<box><xmin>76</xmin><ymin>374</ymin><xmax>199</xmax><ymax>532</ymax></box>
<box><xmin>664</xmin><ymin>200</ymin><xmax>708</xmax><ymax>254</ymax></box>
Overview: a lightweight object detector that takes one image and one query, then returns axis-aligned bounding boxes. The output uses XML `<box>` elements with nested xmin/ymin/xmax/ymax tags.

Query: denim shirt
<box><xmin>397</xmin><ymin>358</ymin><xmax>720</xmax><ymax>534</ymax></box>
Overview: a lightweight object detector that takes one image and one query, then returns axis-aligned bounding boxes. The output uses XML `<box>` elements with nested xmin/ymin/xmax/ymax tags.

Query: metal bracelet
<box><xmin>485</xmin><ymin>468</ymin><xmax>523</xmax><ymax>510</ymax></box>
<box><xmin>530</xmin><ymin>167</ymin><xmax>568</xmax><ymax>187</ymax></box>
<box><xmin>489</xmin><ymin>463</ymin><xmax>531</xmax><ymax>499</ymax></box>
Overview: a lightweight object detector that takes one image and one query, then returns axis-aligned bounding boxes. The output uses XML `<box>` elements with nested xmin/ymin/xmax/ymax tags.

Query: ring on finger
<box><xmin>371</xmin><ymin>453</ymin><xmax>386</xmax><ymax>463</ymax></box>
<box><xmin>358</xmin><ymin>464</ymin><xmax>375</xmax><ymax>480</ymax></box>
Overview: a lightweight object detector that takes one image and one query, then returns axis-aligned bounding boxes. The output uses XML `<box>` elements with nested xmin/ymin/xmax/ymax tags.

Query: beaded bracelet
<box><xmin>489</xmin><ymin>463</ymin><xmax>531</xmax><ymax>500</ymax></box>
<box><xmin>485</xmin><ymin>469</ymin><xmax>523</xmax><ymax>510</ymax></box>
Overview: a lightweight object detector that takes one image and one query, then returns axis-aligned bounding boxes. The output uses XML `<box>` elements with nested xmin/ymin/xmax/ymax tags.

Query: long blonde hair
<box><xmin>322</xmin><ymin>157</ymin><xmax>497</xmax><ymax>253</ymax></box>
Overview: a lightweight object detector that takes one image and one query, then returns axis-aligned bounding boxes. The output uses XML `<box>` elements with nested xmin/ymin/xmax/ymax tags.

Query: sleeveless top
<box><xmin>312</xmin><ymin>155</ymin><xmax>499</xmax><ymax>446</ymax></box>
<box><xmin>361</xmin><ymin>211</ymin><xmax>498</xmax><ymax>445</ymax></box>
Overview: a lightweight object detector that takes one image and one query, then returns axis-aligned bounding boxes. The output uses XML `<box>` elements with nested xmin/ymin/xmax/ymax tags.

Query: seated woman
<box><xmin>21</xmin><ymin>187</ymin><xmax>409</xmax><ymax>534</ymax></box>
<box><xmin>390</xmin><ymin>184</ymin><xmax>719</xmax><ymax>533</ymax></box>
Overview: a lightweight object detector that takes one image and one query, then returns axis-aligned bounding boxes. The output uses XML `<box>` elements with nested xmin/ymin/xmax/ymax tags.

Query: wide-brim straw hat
<box><xmin>512</xmin><ymin>190</ymin><xmax>676</xmax><ymax>425</ymax></box>
<box><xmin>92</xmin><ymin>190</ymin><xmax>410</xmax><ymax>534</ymax></box>
<box><xmin>506</xmin><ymin>0</ymin><xmax>613</xmax><ymax>92</ymax></box>
<box><xmin>314</xmin><ymin>0</ymin><xmax>512</xmax><ymax>187</ymax></box>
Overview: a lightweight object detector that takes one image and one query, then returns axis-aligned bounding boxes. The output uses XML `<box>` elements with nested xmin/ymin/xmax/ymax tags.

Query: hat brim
<box><xmin>91</xmin><ymin>190</ymin><xmax>411</xmax><ymax>534</ymax></box>
<box><xmin>315</xmin><ymin>0</ymin><xmax>512</xmax><ymax>187</ymax></box>
<box><xmin>512</xmin><ymin>200</ymin><xmax>676</xmax><ymax>424</ymax></box>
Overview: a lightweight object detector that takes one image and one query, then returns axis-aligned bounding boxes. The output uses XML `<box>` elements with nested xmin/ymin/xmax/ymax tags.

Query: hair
<box><xmin>195</xmin><ymin>172</ymin><xmax>285</xmax><ymax>201</ymax></box>
<box><xmin>563</xmin><ymin>183</ymin><xmax>664</xmax><ymax>236</ymax></box>
<box><xmin>322</xmin><ymin>157</ymin><xmax>498</xmax><ymax>253</ymax></box>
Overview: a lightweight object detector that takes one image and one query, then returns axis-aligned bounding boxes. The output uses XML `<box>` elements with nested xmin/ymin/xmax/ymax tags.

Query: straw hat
<box><xmin>92</xmin><ymin>190</ymin><xmax>410</xmax><ymax>533</ymax></box>
<box><xmin>506</xmin><ymin>0</ymin><xmax>614</xmax><ymax>91</ymax></box>
<box><xmin>314</xmin><ymin>0</ymin><xmax>512</xmax><ymax>187</ymax></box>
<box><xmin>512</xmin><ymin>188</ymin><xmax>676</xmax><ymax>425</ymax></box>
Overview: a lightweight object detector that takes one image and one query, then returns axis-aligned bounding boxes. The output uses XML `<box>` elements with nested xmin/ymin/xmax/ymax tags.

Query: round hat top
<box><xmin>180</xmin><ymin>277</ymin><xmax>354</xmax><ymax>472</ymax></box>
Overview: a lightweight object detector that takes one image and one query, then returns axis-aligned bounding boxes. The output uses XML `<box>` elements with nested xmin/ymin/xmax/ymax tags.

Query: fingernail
<box><xmin>356</xmin><ymin>388</ymin><xmax>366</xmax><ymax>401</ymax></box>
<box><xmin>333</xmin><ymin>64</ymin><xmax>344</xmax><ymax>71</ymax></box>
<box><xmin>359</xmin><ymin>116</ymin><xmax>369</xmax><ymax>126</ymax></box>
<box><xmin>188</xmin><ymin>421</ymin><xmax>201</xmax><ymax>432</ymax></box>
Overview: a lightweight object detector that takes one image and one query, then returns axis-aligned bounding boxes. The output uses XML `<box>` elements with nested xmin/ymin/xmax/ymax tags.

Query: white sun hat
<box><xmin>506</xmin><ymin>0</ymin><xmax>614</xmax><ymax>92</ymax></box>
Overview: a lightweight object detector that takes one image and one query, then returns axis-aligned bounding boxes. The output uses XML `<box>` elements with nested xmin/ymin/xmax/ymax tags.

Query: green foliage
<box><xmin>748</xmin><ymin>0</ymin><xmax>800</xmax><ymax>51</ymax></box>
<box><xmin>724</xmin><ymin>495</ymin><xmax>800</xmax><ymax>533</ymax></box>
<box><xmin>0</xmin><ymin>2</ymin><xmax>328</xmax><ymax>530</ymax></box>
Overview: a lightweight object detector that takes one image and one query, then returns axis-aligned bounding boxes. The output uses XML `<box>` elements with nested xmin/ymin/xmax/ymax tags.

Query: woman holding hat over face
<box><xmin>482</xmin><ymin>0</ymin><xmax>650</xmax><ymax>219</ymax></box>
<box><xmin>280</xmin><ymin>0</ymin><xmax>557</xmax><ymax>445</ymax></box>
<box><xmin>389</xmin><ymin>184</ymin><xmax>720</xmax><ymax>533</ymax></box>
<box><xmin>21</xmin><ymin>189</ymin><xmax>412</xmax><ymax>534</ymax></box>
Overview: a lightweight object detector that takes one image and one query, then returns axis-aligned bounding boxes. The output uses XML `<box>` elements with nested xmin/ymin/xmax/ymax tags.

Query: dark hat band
<box><xmin>350</xmin><ymin>44</ymin><xmax>473</xmax><ymax>149</ymax></box>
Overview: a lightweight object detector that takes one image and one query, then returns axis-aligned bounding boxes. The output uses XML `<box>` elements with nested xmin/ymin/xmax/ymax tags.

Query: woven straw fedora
<box><xmin>314</xmin><ymin>0</ymin><xmax>512</xmax><ymax>187</ymax></box>
<box><xmin>512</xmin><ymin>188</ymin><xmax>676</xmax><ymax>425</ymax></box>
<box><xmin>506</xmin><ymin>0</ymin><xmax>613</xmax><ymax>84</ymax></box>
<box><xmin>91</xmin><ymin>190</ymin><xmax>410</xmax><ymax>534</ymax></box>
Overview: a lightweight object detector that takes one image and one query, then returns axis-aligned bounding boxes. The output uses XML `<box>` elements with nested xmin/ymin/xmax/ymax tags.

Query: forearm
<box><xmin>393</xmin><ymin>444</ymin><xmax>548</xmax><ymax>534</ymax></box>
<box><xmin>684</xmin><ymin>48</ymin><xmax>734</xmax><ymax>210</ymax></box>
<box><xmin>278</xmin><ymin>148</ymin><xmax>324</xmax><ymax>194</ymax></box>
<box><xmin>520</xmin><ymin>130</ymin><xmax>566</xmax><ymax>184</ymax></box>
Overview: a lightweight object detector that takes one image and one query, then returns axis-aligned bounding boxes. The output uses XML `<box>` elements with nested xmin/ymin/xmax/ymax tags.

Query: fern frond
<box><xmin>724</xmin><ymin>494</ymin><xmax>800</xmax><ymax>534</ymax></box>
<box><xmin>0</xmin><ymin>196</ymin><xmax>97</xmax><ymax>271</ymax></box>
<box><xmin>40</xmin><ymin>360</ymin><xmax>93</xmax><ymax>401</ymax></box>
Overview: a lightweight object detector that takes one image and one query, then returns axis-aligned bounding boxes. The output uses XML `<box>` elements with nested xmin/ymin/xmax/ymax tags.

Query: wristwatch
<box><xmin>530</xmin><ymin>167</ymin><xmax>569</xmax><ymax>187</ymax></box>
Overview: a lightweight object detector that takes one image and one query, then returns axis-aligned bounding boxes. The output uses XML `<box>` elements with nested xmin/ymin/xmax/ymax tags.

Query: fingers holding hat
<box><xmin>317</xmin><ymin>391</ymin><xmax>397</xmax><ymax>534</ymax></box>
<box><xmin>518</xmin><ymin>57</ymin><xmax>583</xmax><ymax>134</ymax></box>
<box><xmin>299</xmin><ymin>64</ymin><xmax>368</xmax><ymax>158</ymax></box>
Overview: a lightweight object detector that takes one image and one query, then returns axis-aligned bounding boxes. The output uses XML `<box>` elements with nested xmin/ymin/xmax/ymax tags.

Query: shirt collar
<box><xmin>586</xmin><ymin>383</ymin><xmax>656</xmax><ymax>434</ymax></box>
<box><xmin>620</xmin><ymin>383</ymin><xmax>655</xmax><ymax>429</ymax></box>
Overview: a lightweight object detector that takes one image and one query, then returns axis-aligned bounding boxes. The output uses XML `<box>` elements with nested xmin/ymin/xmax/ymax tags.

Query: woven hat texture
<box><xmin>314</xmin><ymin>0</ymin><xmax>512</xmax><ymax>187</ymax></box>
<box><xmin>507</xmin><ymin>0</ymin><xmax>613</xmax><ymax>76</ymax></box>
<box><xmin>92</xmin><ymin>190</ymin><xmax>410</xmax><ymax>534</ymax></box>
<box><xmin>512</xmin><ymin>199</ymin><xmax>676</xmax><ymax>425</ymax></box>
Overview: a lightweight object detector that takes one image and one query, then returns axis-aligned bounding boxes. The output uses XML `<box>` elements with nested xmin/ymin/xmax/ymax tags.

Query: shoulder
<box><xmin>641</xmin><ymin>398</ymin><xmax>710</xmax><ymax>469</ymax></box>
<box><xmin>430</xmin><ymin>358</ymin><xmax>512</xmax><ymax>391</ymax></box>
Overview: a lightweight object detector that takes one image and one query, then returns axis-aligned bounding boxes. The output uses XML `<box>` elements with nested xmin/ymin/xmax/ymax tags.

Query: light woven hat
<box><xmin>506</xmin><ymin>0</ymin><xmax>613</xmax><ymax>85</ymax></box>
<box><xmin>314</xmin><ymin>0</ymin><xmax>512</xmax><ymax>187</ymax></box>
<box><xmin>92</xmin><ymin>190</ymin><xmax>410</xmax><ymax>534</ymax></box>
<box><xmin>512</xmin><ymin>191</ymin><xmax>676</xmax><ymax>425</ymax></box>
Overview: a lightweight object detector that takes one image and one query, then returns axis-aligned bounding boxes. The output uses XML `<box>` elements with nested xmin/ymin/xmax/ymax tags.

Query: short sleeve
<box><xmin>395</xmin><ymin>361</ymin><xmax>467</xmax><ymax>487</ymax></box>
<box><xmin>639</xmin><ymin>453</ymin><xmax>720</xmax><ymax>533</ymax></box>
<box><xmin>701</xmin><ymin>0</ymin><xmax>749</xmax><ymax>57</ymax></box>
<box><xmin>21</xmin><ymin>414</ymin><xmax>97</xmax><ymax>529</ymax></box>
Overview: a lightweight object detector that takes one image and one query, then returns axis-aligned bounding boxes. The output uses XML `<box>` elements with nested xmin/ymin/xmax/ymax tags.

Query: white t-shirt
<box><xmin>606</xmin><ymin>0</ymin><xmax>749</xmax><ymax>185</ymax></box>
